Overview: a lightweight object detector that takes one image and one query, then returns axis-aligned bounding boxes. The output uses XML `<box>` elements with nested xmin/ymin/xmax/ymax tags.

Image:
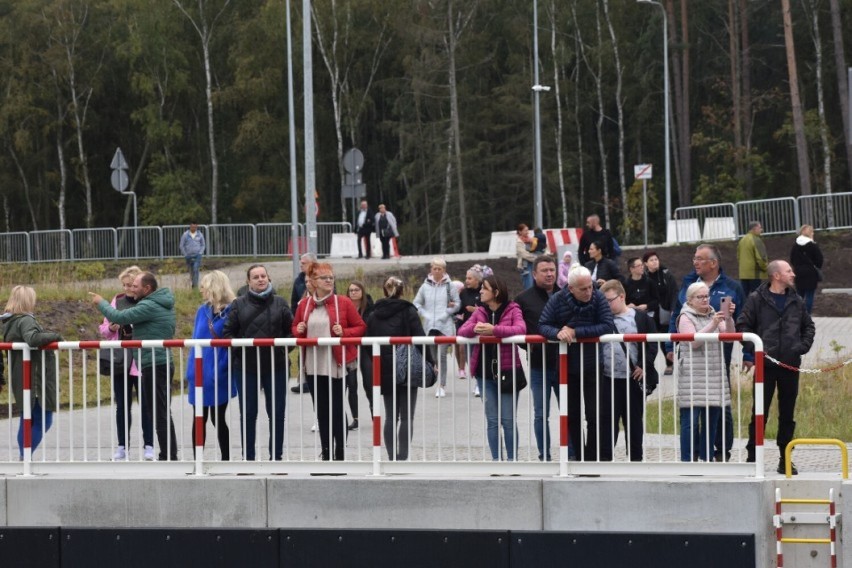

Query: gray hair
<box><xmin>301</xmin><ymin>252</ymin><xmax>317</xmax><ymax>262</ymax></box>
<box><xmin>567</xmin><ymin>265</ymin><xmax>592</xmax><ymax>287</ymax></box>
<box><xmin>685</xmin><ymin>282</ymin><xmax>709</xmax><ymax>302</ymax></box>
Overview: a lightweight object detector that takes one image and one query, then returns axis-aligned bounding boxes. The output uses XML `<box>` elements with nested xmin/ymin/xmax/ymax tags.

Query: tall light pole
<box><xmin>638</xmin><ymin>0</ymin><xmax>671</xmax><ymax>223</ymax></box>
<box><xmin>532</xmin><ymin>0</ymin><xmax>550</xmax><ymax>230</ymax></box>
<box><xmin>286</xmin><ymin>0</ymin><xmax>300</xmax><ymax>279</ymax></box>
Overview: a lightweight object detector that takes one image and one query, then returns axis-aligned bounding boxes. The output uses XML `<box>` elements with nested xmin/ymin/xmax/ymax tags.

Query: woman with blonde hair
<box><xmin>187</xmin><ymin>270</ymin><xmax>238</xmax><ymax>460</ymax></box>
<box><xmin>98</xmin><ymin>265</ymin><xmax>153</xmax><ymax>461</ymax></box>
<box><xmin>2</xmin><ymin>286</ymin><xmax>63</xmax><ymax>459</ymax></box>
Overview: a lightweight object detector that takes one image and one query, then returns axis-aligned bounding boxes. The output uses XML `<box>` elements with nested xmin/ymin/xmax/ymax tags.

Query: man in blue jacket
<box><xmin>665</xmin><ymin>243</ymin><xmax>746</xmax><ymax>462</ymax></box>
<box><xmin>539</xmin><ymin>265</ymin><xmax>615</xmax><ymax>461</ymax></box>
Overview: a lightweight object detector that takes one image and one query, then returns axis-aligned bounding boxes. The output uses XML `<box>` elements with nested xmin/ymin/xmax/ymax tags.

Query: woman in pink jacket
<box><xmin>292</xmin><ymin>262</ymin><xmax>366</xmax><ymax>461</ymax></box>
<box><xmin>458</xmin><ymin>275</ymin><xmax>526</xmax><ymax>461</ymax></box>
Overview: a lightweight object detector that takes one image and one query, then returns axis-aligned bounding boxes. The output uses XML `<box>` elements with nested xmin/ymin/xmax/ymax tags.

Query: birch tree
<box><xmin>781</xmin><ymin>0</ymin><xmax>811</xmax><ymax>195</ymax></box>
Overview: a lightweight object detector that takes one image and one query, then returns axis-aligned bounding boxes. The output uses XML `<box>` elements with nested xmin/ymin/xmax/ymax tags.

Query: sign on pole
<box><xmin>634</xmin><ymin>163</ymin><xmax>653</xmax><ymax>180</ymax></box>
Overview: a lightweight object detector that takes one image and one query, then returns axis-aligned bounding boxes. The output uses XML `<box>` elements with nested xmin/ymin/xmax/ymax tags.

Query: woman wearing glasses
<box><xmin>346</xmin><ymin>280</ymin><xmax>374</xmax><ymax>429</ymax></box>
<box><xmin>675</xmin><ymin>282</ymin><xmax>733</xmax><ymax>462</ymax></box>
<box><xmin>293</xmin><ymin>263</ymin><xmax>366</xmax><ymax>461</ymax></box>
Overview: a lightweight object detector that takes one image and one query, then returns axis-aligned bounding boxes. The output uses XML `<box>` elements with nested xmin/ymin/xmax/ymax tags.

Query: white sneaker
<box><xmin>311</xmin><ymin>421</ymin><xmax>318</xmax><ymax>432</ymax></box>
<box><xmin>474</xmin><ymin>385</ymin><xmax>481</xmax><ymax>398</ymax></box>
<box><xmin>143</xmin><ymin>445</ymin><xmax>155</xmax><ymax>461</ymax></box>
<box><xmin>435</xmin><ymin>387</ymin><xmax>446</xmax><ymax>398</ymax></box>
<box><xmin>457</xmin><ymin>368</ymin><xmax>466</xmax><ymax>379</ymax></box>
<box><xmin>112</xmin><ymin>446</ymin><xmax>127</xmax><ymax>461</ymax></box>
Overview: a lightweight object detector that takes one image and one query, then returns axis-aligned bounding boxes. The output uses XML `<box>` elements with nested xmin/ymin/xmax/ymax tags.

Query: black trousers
<box><xmin>747</xmin><ymin>365</ymin><xmax>799</xmax><ymax>459</ymax></box>
<box><xmin>315</xmin><ymin>375</ymin><xmax>346</xmax><ymax>460</ymax></box>
<box><xmin>359</xmin><ymin>347</ymin><xmax>374</xmax><ymax>416</ymax></box>
<box><xmin>191</xmin><ymin>402</ymin><xmax>230</xmax><ymax>460</ymax></box>
<box><xmin>140</xmin><ymin>364</ymin><xmax>178</xmax><ymax>461</ymax></box>
<box><xmin>569</xmin><ymin>365</ymin><xmax>612</xmax><ymax>462</ymax></box>
<box><xmin>357</xmin><ymin>228</ymin><xmax>372</xmax><ymax>258</ymax></box>
<box><xmin>379</xmin><ymin>235</ymin><xmax>392</xmax><ymax>259</ymax></box>
<box><xmin>612</xmin><ymin>378</ymin><xmax>644</xmax><ymax>462</ymax></box>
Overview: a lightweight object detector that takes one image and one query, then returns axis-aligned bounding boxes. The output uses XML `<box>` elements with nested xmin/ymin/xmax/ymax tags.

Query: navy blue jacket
<box><xmin>538</xmin><ymin>288</ymin><xmax>615</xmax><ymax>370</ymax></box>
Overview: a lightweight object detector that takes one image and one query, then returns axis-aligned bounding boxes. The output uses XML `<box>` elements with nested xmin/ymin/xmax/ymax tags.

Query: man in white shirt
<box><xmin>355</xmin><ymin>200</ymin><xmax>374</xmax><ymax>259</ymax></box>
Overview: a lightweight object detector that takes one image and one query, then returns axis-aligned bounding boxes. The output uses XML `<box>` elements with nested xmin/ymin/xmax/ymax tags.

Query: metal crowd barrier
<box><xmin>0</xmin><ymin>333</ymin><xmax>765</xmax><ymax>477</ymax></box>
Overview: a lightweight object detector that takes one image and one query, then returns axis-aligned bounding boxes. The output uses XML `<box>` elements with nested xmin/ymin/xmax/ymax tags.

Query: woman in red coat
<box><xmin>292</xmin><ymin>262</ymin><xmax>366</xmax><ymax>461</ymax></box>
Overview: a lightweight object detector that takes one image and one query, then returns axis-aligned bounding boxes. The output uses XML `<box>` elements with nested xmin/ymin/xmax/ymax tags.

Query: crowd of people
<box><xmin>0</xmin><ymin>216</ymin><xmax>825</xmax><ymax>469</ymax></box>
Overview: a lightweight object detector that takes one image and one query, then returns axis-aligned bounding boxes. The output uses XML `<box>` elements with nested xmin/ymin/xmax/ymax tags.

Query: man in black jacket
<box><xmin>355</xmin><ymin>200</ymin><xmax>375</xmax><ymax>259</ymax></box>
<box><xmin>737</xmin><ymin>260</ymin><xmax>815</xmax><ymax>475</ymax></box>
<box><xmin>515</xmin><ymin>255</ymin><xmax>564</xmax><ymax>461</ymax></box>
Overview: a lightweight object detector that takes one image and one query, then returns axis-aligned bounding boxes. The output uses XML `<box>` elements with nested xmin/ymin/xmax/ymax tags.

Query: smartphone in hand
<box><xmin>720</xmin><ymin>296</ymin><xmax>732</xmax><ymax>315</ymax></box>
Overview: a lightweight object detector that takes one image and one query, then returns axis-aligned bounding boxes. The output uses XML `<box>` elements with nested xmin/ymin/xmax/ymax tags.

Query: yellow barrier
<box><xmin>784</xmin><ymin>438</ymin><xmax>849</xmax><ymax>479</ymax></box>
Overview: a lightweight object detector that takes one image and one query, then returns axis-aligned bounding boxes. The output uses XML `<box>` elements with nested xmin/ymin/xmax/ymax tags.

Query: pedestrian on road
<box><xmin>789</xmin><ymin>224</ymin><xmax>823</xmax><ymax>314</ymax></box>
<box><xmin>355</xmin><ymin>200</ymin><xmax>375</xmax><ymax>259</ymax></box>
<box><xmin>374</xmin><ymin>204</ymin><xmax>399</xmax><ymax>259</ymax></box>
<box><xmin>179</xmin><ymin>222</ymin><xmax>206</xmax><ymax>289</ymax></box>
<box><xmin>737</xmin><ymin>221</ymin><xmax>768</xmax><ymax>297</ymax></box>
<box><xmin>413</xmin><ymin>257</ymin><xmax>460</xmax><ymax>398</ymax></box>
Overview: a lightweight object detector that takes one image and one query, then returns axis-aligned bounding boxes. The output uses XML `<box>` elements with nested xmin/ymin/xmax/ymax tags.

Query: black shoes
<box><xmin>291</xmin><ymin>383</ymin><xmax>309</xmax><ymax>393</ymax></box>
<box><xmin>347</xmin><ymin>419</ymin><xmax>359</xmax><ymax>431</ymax></box>
<box><xmin>777</xmin><ymin>459</ymin><xmax>799</xmax><ymax>475</ymax></box>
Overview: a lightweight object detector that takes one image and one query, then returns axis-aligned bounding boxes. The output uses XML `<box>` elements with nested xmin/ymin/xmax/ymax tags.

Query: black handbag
<box><xmin>98</xmin><ymin>349</ymin><xmax>126</xmax><ymax>377</ymax></box>
<box><xmin>497</xmin><ymin>366</ymin><xmax>527</xmax><ymax>394</ymax></box>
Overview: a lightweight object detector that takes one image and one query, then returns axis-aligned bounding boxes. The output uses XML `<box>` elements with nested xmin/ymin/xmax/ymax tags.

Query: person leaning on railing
<box><xmin>675</xmin><ymin>282</ymin><xmax>734</xmax><ymax>463</ymax></box>
<box><xmin>98</xmin><ymin>265</ymin><xmax>153</xmax><ymax>462</ymax></box>
<box><xmin>365</xmin><ymin>276</ymin><xmax>432</xmax><ymax>461</ymax></box>
<box><xmin>346</xmin><ymin>280</ymin><xmax>374</xmax><ymax>430</ymax></box>
<box><xmin>1</xmin><ymin>286</ymin><xmax>63</xmax><ymax>460</ymax></box>
<box><xmin>458</xmin><ymin>275</ymin><xmax>526</xmax><ymax>462</ymax></box>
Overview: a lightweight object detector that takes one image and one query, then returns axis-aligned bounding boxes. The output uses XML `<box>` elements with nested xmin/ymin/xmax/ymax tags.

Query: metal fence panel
<box><xmin>29</xmin><ymin>230</ymin><xmax>73</xmax><ymax>262</ymax></box>
<box><xmin>71</xmin><ymin>228</ymin><xmax>117</xmax><ymax>261</ymax></box>
<box><xmin>0</xmin><ymin>232</ymin><xmax>30</xmax><ymax>263</ymax></box>
<box><xmin>672</xmin><ymin>203</ymin><xmax>736</xmax><ymax>243</ymax></box>
<box><xmin>256</xmin><ymin>223</ymin><xmax>298</xmax><ymax>257</ymax></box>
<box><xmin>162</xmin><ymin>224</ymin><xmax>206</xmax><ymax>258</ymax></box>
<box><xmin>116</xmin><ymin>227</ymin><xmax>163</xmax><ymax>259</ymax></box>
<box><xmin>314</xmin><ymin>222</ymin><xmax>352</xmax><ymax>256</ymax></box>
<box><xmin>735</xmin><ymin>197</ymin><xmax>798</xmax><ymax>236</ymax></box>
<box><xmin>206</xmin><ymin>224</ymin><xmax>256</xmax><ymax>257</ymax></box>
<box><xmin>798</xmin><ymin>192</ymin><xmax>852</xmax><ymax>231</ymax></box>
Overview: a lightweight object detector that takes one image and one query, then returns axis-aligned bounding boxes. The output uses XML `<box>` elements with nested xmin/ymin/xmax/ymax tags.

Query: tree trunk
<box><xmin>781</xmin><ymin>0</ymin><xmax>811</xmax><ymax>196</ymax></box>
<box><xmin>549</xmin><ymin>0</ymin><xmax>568</xmax><ymax>228</ymax></box>
<box><xmin>739</xmin><ymin>0</ymin><xmax>754</xmax><ymax>196</ymax></box>
<box><xmin>446</xmin><ymin>0</ymin><xmax>470</xmax><ymax>253</ymax></box>
<box><xmin>601</xmin><ymin>0</ymin><xmax>626</xmax><ymax>239</ymax></box>
<box><xmin>809</xmin><ymin>0</ymin><xmax>832</xmax><ymax>200</ymax></box>
<box><xmin>592</xmin><ymin>3</ymin><xmax>610</xmax><ymax>226</ymax></box>
<box><xmin>828</xmin><ymin>0</ymin><xmax>852</xmax><ymax>189</ymax></box>
<box><xmin>570</xmin><ymin>2</ymin><xmax>585</xmax><ymax>226</ymax></box>
<box><xmin>729</xmin><ymin>0</ymin><xmax>744</xmax><ymax>191</ymax></box>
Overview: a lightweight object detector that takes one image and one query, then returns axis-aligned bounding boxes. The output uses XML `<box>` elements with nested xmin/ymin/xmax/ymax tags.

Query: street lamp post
<box><xmin>638</xmin><ymin>0</ymin><xmax>671</xmax><ymax>225</ymax></box>
<box><xmin>532</xmin><ymin>0</ymin><xmax>544</xmax><ymax>230</ymax></box>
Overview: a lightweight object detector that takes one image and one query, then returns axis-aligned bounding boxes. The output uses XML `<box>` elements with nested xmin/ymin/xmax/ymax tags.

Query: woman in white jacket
<box><xmin>413</xmin><ymin>258</ymin><xmax>461</xmax><ymax>397</ymax></box>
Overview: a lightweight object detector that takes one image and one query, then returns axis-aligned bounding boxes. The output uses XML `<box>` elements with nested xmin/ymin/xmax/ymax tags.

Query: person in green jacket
<box><xmin>2</xmin><ymin>285</ymin><xmax>63</xmax><ymax>459</ymax></box>
<box><xmin>90</xmin><ymin>272</ymin><xmax>179</xmax><ymax>461</ymax></box>
<box><xmin>737</xmin><ymin>221</ymin><xmax>768</xmax><ymax>297</ymax></box>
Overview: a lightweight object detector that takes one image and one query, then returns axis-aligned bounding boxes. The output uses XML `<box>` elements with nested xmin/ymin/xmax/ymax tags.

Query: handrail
<box><xmin>784</xmin><ymin>438</ymin><xmax>849</xmax><ymax>479</ymax></box>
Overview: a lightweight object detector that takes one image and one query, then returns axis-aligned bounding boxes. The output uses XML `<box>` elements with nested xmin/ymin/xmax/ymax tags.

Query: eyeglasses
<box><xmin>348</xmin><ymin>288</ymin><xmax>361</xmax><ymax>294</ymax></box>
<box><xmin>693</xmin><ymin>294</ymin><xmax>710</xmax><ymax>300</ymax></box>
<box><xmin>314</xmin><ymin>276</ymin><xmax>334</xmax><ymax>282</ymax></box>
<box><xmin>692</xmin><ymin>257</ymin><xmax>714</xmax><ymax>263</ymax></box>
<box><xmin>604</xmin><ymin>296</ymin><xmax>620</xmax><ymax>304</ymax></box>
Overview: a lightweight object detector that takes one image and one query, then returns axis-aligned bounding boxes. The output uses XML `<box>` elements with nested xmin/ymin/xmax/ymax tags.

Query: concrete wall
<box><xmin>1</xmin><ymin>476</ymin><xmax>847</xmax><ymax>568</ymax></box>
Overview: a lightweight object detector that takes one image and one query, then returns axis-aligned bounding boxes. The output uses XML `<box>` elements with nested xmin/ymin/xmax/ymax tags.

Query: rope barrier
<box><xmin>764</xmin><ymin>354</ymin><xmax>852</xmax><ymax>375</ymax></box>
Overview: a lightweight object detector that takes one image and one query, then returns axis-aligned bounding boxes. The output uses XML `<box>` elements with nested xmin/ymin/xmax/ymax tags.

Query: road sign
<box><xmin>634</xmin><ymin>163</ymin><xmax>653</xmax><ymax>180</ymax></box>
<box><xmin>343</xmin><ymin>148</ymin><xmax>364</xmax><ymax>174</ymax></box>
<box><xmin>342</xmin><ymin>184</ymin><xmax>367</xmax><ymax>199</ymax></box>
<box><xmin>111</xmin><ymin>148</ymin><xmax>130</xmax><ymax>192</ymax></box>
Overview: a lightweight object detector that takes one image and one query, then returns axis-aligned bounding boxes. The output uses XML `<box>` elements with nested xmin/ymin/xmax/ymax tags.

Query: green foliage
<box><xmin>73</xmin><ymin>262</ymin><xmax>106</xmax><ymax>282</ymax></box>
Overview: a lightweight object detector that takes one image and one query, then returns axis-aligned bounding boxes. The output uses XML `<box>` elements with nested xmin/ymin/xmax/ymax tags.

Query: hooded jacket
<box><xmin>2</xmin><ymin>313</ymin><xmax>62</xmax><ymax>411</ymax></box>
<box><xmin>413</xmin><ymin>274</ymin><xmax>461</xmax><ymax>336</ymax></box>
<box><xmin>790</xmin><ymin>235</ymin><xmax>824</xmax><ymax>291</ymax></box>
<box><xmin>365</xmin><ymin>297</ymin><xmax>430</xmax><ymax>394</ymax></box>
<box><xmin>97</xmin><ymin>287</ymin><xmax>176</xmax><ymax>369</ymax></box>
<box><xmin>736</xmin><ymin>282</ymin><xmax>815</xmax><ymax>368</ymax></box>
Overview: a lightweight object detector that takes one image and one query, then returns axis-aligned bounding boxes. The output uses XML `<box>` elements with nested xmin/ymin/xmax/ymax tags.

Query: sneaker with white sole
<box><xmin>435</xmin><ymin>387</ymin><xmax>446</xmax><ymax>398</ymax></box>
<box><xmin>113</xmin><ymin>446</ymin><xmax>127</xmax><ymax>461</ymax></box>
<box><xmin>457</xmin><ymin>368</ymin><xmax>466</xmax><ymax>379</ymax></box>
<box><xmin>143</xmin><ymin>445</ymin><xmax>155</xmax><ymax>461</ymax></box>
<box><xmin>311</xmin><ymin>421</ymin><xmax>318</xmax><ymax>432</ymax></box>
<box><xmin>474</xmin><ymin>385</ymin><xmax>481</xmax><ymax>397</ymax></box>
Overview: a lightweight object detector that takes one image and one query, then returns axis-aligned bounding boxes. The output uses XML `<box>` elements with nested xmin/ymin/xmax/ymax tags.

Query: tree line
<box><xmin>0</xmin><ymin>0</ymin><xmax>849</xmax><ymax>254</ymax></box>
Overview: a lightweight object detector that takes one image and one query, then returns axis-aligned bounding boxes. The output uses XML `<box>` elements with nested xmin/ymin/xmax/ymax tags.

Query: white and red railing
<box><xmin>0</xmin><ymin>333</ymin><xmax>765</xmax><ymax>477</ymax></box>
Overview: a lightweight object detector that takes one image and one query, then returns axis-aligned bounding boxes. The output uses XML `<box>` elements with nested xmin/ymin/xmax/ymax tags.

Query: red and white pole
<box><xmin>558</xmin><ymin>342</ymin><xmax>569</xmax><ymax>477</ymax></box>
<box><xmin>371</xmin><ymin>341</ymin><xmax>383</xmax><ymax>476</ymax></box>
<box><xmin>22</xmin><ymin>346</ymin><xmax>32</xmax><ymax>475</ymax></box>
<box><xmin>754</xmin><ymin>346</ymin><xmax>765</xmax><ymax>478</ymax></box>
<box><xmin>193</xmin><ymin>344</ymin><xmax>204</xmax><ymax>475</ymax></box>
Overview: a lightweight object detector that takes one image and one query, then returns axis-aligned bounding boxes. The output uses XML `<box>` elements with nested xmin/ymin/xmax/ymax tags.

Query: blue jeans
<box><xmin>237</xmin><ymin>370</ymin><xmax>286</xmax><ymax>460</ymax></box>
<box><xmin>185</xmin><ymin>254</ymin><xmax>202</xmax><ymax>288</ymax></box>
<box><xmin>520</xmin><ymin>269</ymin><xmax>533</xmax><ymax>290</ymax></box>
<box><xmin>798</xmin><ymin>288</ymin><xmax>815</xmax><ymax>314</ymax></box>
<box><xmin>530</xmin><ymin>366</ymin><xmax>559</xmax><ymax>461</ymax></box>
<box><xmin>680</xmin><ymin>406</ymin><xmax>722</xmax><ymax>462</ymax></box>
<box><xmin>476</xmin><ymin>377</ymin><xmax>518</xmax><ymax>461</ymax></box>
<box><xmin>17</xmin><ymin>402</ymin><xmax>54</xmax><ymax>458</ymax></box>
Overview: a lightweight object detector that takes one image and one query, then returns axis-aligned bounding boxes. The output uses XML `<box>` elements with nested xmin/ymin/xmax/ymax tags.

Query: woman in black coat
<box><xmin>346</xmin><ymin>280</ymin><xmax>374</xmax><ymax>429</ymax></box>
<box><xmin>790</xmin><ymin>224</ymin><xmax>824</xmax><ymax>314</ymax></box>
<box><xmin>584</xmin><ymin>242</ymin><xmax>622</xmax><ymax>287</ymax></box>
<box><xmin>365</xmin><ymin>276</ymin><xmax>431</xmax><ymax>461</ymax></box>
